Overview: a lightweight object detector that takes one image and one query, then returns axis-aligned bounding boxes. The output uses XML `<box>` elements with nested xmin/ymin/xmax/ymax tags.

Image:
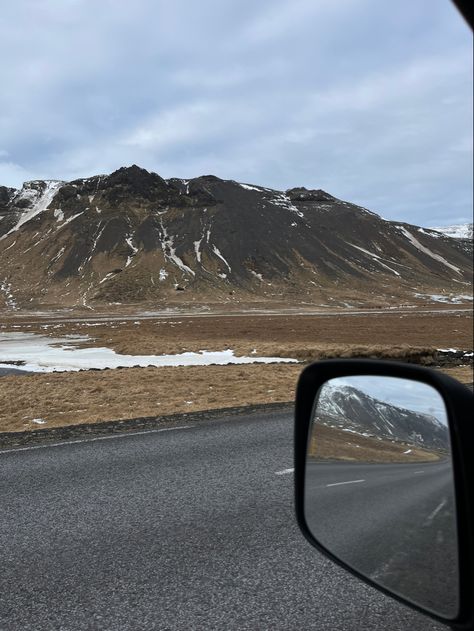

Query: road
<box><xmin>0</xmin><ymin>409</ymin><xmax>449</xmax><ymax>630</ymax></box>
<box><xmin>305</xmin><ymin>460</ymin><xmax>458</xmax><ymax>617</ymax></box>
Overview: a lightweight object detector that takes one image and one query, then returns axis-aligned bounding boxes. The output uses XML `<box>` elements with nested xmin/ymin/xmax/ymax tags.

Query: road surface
<box><xmin>306</xmin><ymin>460</ymin><xmax>458</xmax><ymax>617</ymax></box>
<box><xmin>0</xmin><ymin>409</ymin><xmax>450</xmax><ymax>630</ymax></box>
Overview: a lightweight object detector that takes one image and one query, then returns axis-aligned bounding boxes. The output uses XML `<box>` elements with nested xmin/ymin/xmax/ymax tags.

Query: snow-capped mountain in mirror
<box><xmin>0</xmin><ymin>165</ymin><xmax>472</xmax><ymax>309</ymax></box>
<box><xmin>317</xmin><ymin>384</ymin><xmax>449</xmax><ymax>450</ymax></box>
<box><xmin>429</xmin><ymin>223</ymin><xmax>473</xmax><ymax>240</ymax></box>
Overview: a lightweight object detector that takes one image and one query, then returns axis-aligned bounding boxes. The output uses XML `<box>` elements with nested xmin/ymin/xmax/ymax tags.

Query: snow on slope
<box><xmin>1</xmin><ymin>180</ymin><xmax>63</xmax><ymax>240</ymax></box>
<box><xmin>429</xmin><ymin>223</ymin><xmax>473</xmax><ymax>240</ymax></box>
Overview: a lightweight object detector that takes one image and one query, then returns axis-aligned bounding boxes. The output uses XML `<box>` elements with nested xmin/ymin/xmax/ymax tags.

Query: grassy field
<box><xmin>0</xmin><ymin>309</ymin><xmax>472</xmax><ymax>433</ymax></box>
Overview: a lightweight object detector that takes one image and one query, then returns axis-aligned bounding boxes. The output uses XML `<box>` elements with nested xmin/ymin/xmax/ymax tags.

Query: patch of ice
<box><xmin>398</xmin><ymin>226</ymin><xmax>461</xmax><ymax>274</ymax></box>
<box><xmin>0</xmin><ymin>332</ymin><xmax>299</xmax><ymax>372</ymax></box>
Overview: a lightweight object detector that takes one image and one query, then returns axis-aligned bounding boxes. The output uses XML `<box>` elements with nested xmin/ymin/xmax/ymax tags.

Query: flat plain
<box><xmin>0</xmin><ymin>306</ymin><xmax>472</xmax><ymax>432</ymax></box>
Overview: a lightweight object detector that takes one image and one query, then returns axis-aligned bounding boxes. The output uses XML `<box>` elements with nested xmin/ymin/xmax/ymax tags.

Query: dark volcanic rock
<box><xmin>0</xmin><ymin>165</ymin><xmax>472</xmax><ymax>308</ymax></box>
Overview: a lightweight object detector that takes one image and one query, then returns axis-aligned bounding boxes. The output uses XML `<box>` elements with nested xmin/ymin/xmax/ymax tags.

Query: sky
<box><xmin>332</xmin><ymin>376</ymin><xmax>448</xmax><ymax>424</ymax></box>
<box><xmin>0</xmin><ymin>0</ymin><xmax>472</xmax><ymax>227</ymax></box>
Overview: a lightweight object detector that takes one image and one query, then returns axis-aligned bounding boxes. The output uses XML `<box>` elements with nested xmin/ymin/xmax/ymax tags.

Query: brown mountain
<box><xmin>0</xmin><ymin>165</ymin><xmax>472</xmax><ymax>310</ymax></box>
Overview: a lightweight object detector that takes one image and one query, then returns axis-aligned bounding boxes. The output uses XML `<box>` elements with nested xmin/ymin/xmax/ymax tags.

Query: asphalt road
<box><xmin>306</xmin><ymin>460</ymin><xmax>458</xmax><ymax>617</ymax></box>
<box><xmin>0</xmin><ymin>410</ymin><xmax>450</xmax><ymax>630</ymax></box>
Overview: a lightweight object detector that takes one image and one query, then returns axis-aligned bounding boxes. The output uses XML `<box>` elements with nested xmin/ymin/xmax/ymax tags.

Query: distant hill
<box><xmin>317</xmin><ymin>383</ymin><xmax>449</xmax><ymax>450</ymax></box>
<box><xmin>0</xmin><ymin>165</ymin><xmax>472</xmax><ymax>310</ymax></box>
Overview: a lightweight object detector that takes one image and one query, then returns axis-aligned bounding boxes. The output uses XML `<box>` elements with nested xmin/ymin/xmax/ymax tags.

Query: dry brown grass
<box><xmin>3</xmin><ymin>309</ymin><xmax>473</xmax><ymax>355</ymax></box>
<box><xmin>0</xmin><ymin>363</ymin><xmax>471</xmax><ymax>434</ymax></box>
<box><xmin>0</xmin><ymin>364</ymin><xmax>302</xmax><ymax>432</ymax></box>
<box><xmin>0</xmin><ymin>310</ymin><xmax>471</xmax><ymax>434</ymax></box>
<box><xmin>308</xmin><ymin>424</ymin><xmax>441</xmax><ymax>463</ymax></box>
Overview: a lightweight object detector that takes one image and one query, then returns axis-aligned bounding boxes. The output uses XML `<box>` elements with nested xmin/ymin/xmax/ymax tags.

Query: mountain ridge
<box><xmin>0</xmin><ymin>165</ymin><xmax>472</xmax><ymax>310</ymax></box>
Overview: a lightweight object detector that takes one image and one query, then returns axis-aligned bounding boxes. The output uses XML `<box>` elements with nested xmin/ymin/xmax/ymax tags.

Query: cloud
<box><xmin>0</xmin><ymin>0</ymin><xmax>471</xmax><ymax>226</ymax></box>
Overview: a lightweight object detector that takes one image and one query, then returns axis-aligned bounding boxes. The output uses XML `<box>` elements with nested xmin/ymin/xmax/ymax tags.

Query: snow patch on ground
<box><xmin>239</xmin><ymin>183</ymin><xmax>263</xmax><ymax>192</ymax></box>
<box><xmin>414</xmin><ymin>293</ymin><xmax>472</xmax><ymax>304</ymax></box>
<box><xmin>0</xmin><ymin>280</ymin><xmax>17</xmax><ymax>310</ymax></box>
<box><xmin>0</xmin><ymin>332</ymin><xmax>298</xmax><ymax>372</ymax></box>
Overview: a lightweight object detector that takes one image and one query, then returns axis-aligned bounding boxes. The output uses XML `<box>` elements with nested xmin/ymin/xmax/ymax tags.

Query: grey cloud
<box><xmin>0</xmin><ymin>0</ymin><xmax>471</xmax><ymax>227</ymax></box>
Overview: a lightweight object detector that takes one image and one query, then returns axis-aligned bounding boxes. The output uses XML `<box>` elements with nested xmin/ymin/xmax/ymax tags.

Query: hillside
<box><xmin>0</xmin><ymin>165</ymin><xmax>472</xmax><ymax>310</ymax></box>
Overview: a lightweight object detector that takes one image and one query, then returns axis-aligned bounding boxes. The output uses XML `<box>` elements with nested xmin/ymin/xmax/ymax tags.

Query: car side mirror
<box><xmin>294</xmin><ymin>359</ymin><xmax>473</xmax><ymax>629</ymax></box>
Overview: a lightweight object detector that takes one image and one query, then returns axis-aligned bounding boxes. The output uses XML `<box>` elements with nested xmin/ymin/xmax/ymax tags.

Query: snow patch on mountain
<box><xmin>429</xmin><ymin>223</ymin><xmax>473</xmax><ymax>240</ymax></box>
<box><xmin>1</xmin><ymin>180</ymin><xmax>63</xmax><ymax>240</ymax></box>
<box><xmin>398</xmin><ymin>226</ymin><xmax>461</xmax><ymax>274</ymax></box>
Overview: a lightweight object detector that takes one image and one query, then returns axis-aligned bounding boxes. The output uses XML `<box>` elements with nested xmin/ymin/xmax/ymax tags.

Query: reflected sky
<box><xmin>333</xmin><ymin>376</ymin><xmax>448</xmax><ymax>425</ymax></box>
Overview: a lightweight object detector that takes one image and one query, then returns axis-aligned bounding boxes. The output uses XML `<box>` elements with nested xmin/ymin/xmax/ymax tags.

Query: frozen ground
<box><xmin>0</xmin><ymin>332</ymin><xmax>298</xmax><ymax>373</ymax></box>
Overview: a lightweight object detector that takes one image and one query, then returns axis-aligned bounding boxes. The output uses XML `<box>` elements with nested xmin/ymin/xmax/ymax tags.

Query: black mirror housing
<box><xmin>294</xmin><ymin>359</ymin><xmax>473</xmax><ymax>630</ymax></box>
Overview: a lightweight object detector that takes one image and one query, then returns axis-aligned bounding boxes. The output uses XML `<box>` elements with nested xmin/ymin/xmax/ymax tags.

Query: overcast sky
<box><xmin>0</xmin><ymin>0</ymin><xmax>472</xmax><ymax>226</ymax></box>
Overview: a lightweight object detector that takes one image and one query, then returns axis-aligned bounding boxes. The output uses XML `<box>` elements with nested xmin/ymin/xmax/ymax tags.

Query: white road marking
<box><xmin>414</xmin><ymin>470</ymin><xmax>425</xmax><ymax>474</ymax></box>
<box><xmin>275</xmin><ymin>468</ymin><xmax>294</xmax><ymax>475</ymax></box>
<box><xmin>427</xmin><ymin>499</ymin><xmax>447</xmax><ymax>521</ymax></box>
<box><xmin>0</xmin><ymin>426</ymin><xmax>192</xmax><ymax>455</ymax></box>
<box><xmin>326</xmin><ymin>479</ymin><xmax>365</xmax><ymax>487</ymax></box>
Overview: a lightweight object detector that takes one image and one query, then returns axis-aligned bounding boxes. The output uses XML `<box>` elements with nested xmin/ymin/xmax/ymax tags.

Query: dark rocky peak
<box><xmin>194</xmin><ymin>174</ymin><xmax>223</xmax><ymax>184</ymax></box>
<box><xmin>106</xmin><ymin>164</ymin><xmax>167</xmax><ymax>187</ymax></box>
<box><xmin>0</xmin><ymin>185</ymin><xmax>16</xmax><ymax>211</ymax></box>
<box><xmin>286</xmin><ymin>187</ymin><xmax>338</xmax><ymax>203</ymax></box>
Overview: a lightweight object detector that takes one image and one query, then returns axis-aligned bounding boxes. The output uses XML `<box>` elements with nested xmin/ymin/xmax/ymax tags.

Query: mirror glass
<box><xmin>304</xmin><ymin>375</ymin><xmax>459</xmax><ymax>619</ymax></box>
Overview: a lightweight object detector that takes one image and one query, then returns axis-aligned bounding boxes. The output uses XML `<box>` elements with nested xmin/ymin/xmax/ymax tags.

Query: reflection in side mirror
<box><xmin>304</xmin><ymin>375</ymin><xmax>459</xmax><ymax>619</ymax></box>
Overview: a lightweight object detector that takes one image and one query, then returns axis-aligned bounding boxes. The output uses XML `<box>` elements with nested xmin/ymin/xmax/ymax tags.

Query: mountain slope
<box><xmin>0</xmin><ymin>165</ymin><xmax>472</xmax><ymax>309</ymax></box>
<box><xmin>317</xmin><ymin>384</ymin><xmax>449</xmax><ymax>450</ymax></box>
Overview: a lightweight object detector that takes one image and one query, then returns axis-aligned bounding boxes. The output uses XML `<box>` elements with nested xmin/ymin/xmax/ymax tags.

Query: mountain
<box><xmin>0</xmin><ymin>165</ymin><xmax>472</xmax><ymax>310</ymax></box>
<box><xmin>317</xmin><ymin>384</ymin><xmax>449</xmax><ymax>450</ymax></box>
<box><xmin>429</xmin><ymin>223</ymin><xmax>473</xmax><ymax>240</ymax></box>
